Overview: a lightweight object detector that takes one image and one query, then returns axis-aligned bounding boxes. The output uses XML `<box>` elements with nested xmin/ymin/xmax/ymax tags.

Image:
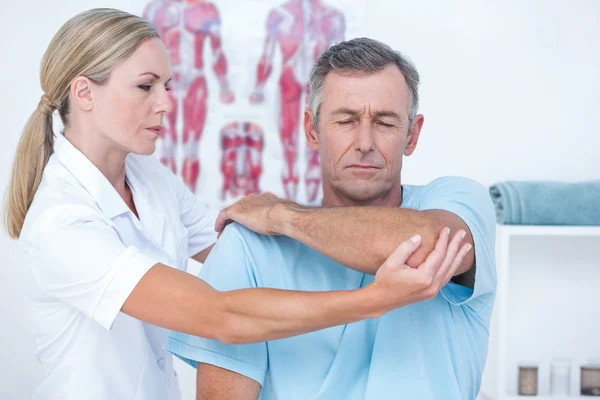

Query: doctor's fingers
<box><xmin>380</xmin><ymin>233</ymin><xmax>422</xmax><ymax>272</ymax></box>
<box><xmin>442</xmin><ymin>242</ymin><xmax>473</xmax><ymax>286</ymax></box>
<box><xmin>418</xmin><ymin>227</ymin><xmax>451</xmax><ymax>279</ymax></box>
<box><xmin>432</xmin><ymin>229</ymin><xmax>468</xmax><ymax>288</ymax></box>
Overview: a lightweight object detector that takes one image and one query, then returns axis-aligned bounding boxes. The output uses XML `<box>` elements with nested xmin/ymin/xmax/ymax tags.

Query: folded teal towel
<box><xmin>488</xmin><ymin>181</ymin><xmax>600</xmax><ymax>225</ymax></box>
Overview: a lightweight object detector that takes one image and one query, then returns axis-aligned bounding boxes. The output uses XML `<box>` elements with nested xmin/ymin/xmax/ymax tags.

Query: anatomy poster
<box><xmin>137</xmin><ymin>0</ymin><xmax>366</xmax><ymax>207</ymax></box>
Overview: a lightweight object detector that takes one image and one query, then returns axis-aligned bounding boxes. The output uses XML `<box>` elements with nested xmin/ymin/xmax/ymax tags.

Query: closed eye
<box><xmin>337</xmin><ymin>120</ymin><xmax>355</xmax><ymax>125</ymax></box>
<box><xmin>377</xmin><ymin>122</ymin><xmax>395</xmax><ymax>127</ymax></box>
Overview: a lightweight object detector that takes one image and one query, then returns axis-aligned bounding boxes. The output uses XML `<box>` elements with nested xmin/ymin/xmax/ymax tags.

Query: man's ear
<box><xmin>304</xmin><ymin>108</ymin><xmax>320</xmax><ymax>151</ymax></box>
<box><xmin>70</xmin><ymin>76</ymin><xmax>94</xmax><ymax>111</ymax></box>
<box><xmin>404</xmin><ymin>114</ymin><xmax>424</xmax><ymax>156</ymax></box>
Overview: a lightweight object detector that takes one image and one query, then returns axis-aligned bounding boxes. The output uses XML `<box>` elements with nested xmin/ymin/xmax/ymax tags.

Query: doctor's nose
<box><xmin>155</xmin><ymin>87</ymin><xmax>173</xmax><ymax>114</ymax></box>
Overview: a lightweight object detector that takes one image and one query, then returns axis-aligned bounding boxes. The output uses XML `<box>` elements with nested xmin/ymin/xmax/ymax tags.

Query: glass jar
<box><xmin>550</xmin><ymin>358</ymin><xmax>571</xmax><ymax>395</ymax></box>
<box><xmin>581</xmin><ymin>363</ymin><xmax>600</xmax><ymax>396</ymax></box>
<box><xmin>518</xmin><ymin>364</ymin><xmax>538</xmax><ymax>396</ymax></box>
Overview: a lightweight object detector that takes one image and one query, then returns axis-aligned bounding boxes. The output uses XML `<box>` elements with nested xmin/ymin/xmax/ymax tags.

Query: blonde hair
<box><xmin>4</xmin><ymin>8</ymin><xmax>158</xmax><ymax>239</ymax></box>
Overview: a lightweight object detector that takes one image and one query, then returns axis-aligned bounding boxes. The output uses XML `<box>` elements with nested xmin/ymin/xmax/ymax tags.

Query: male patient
<box><xmin>166</xmin><ymin>38</ymin><xmax>496</xmax><ymax>400</ymax></box>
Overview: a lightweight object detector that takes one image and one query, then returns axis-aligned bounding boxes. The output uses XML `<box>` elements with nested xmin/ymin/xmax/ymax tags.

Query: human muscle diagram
<box><xmin>143</xmin><ymin>0</ymin><xmax>235</xmax><ymax>193</ymax></box>
<box><xmin>220</xmin><ymin>121</ymin><xmax>264</xmax><ymax>200</ymax></box>
<box><xmin>140</xmin><ymin>0</ymin><xmax>356</xmax><ymax>206</ymax></box>
<box><xmin>250</xmin><ymin>0</ymin><xmax>345</xmax><ymax>203</ymax></box>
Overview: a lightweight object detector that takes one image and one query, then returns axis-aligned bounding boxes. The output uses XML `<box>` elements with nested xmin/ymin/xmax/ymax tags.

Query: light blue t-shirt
<box><xmin>166</xmin><ymin>176</ymin><xmax>497</xmax><ymax>400</ymax></box>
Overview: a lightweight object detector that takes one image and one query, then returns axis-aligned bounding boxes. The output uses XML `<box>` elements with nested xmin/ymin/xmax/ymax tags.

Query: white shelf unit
<box><xmin>479</xmin><ymin>225</ymin><xmax>600</xmax><ymax>400</ymax></box>
<box><xmin>503</xmin><ymin>397</ymin><xmax>597</xmax><ymax>399</ymax></box>
<box><xmin>502</xmin><ymin>397</ymin><xmax>596</xmax><ymax>400</ymax></box>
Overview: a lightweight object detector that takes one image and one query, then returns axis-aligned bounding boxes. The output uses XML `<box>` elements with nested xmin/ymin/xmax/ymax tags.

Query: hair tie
<box><xmin>38</xmin><ymin>95</ymin><xmax>55</xmax><ymax>114</ymax></box>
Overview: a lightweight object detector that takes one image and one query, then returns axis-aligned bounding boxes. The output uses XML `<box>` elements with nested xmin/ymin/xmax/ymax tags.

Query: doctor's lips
<box><xmin>147</xmin><ymin>126</ymin><xmax>163</xmax><ymax>135</ymax></box>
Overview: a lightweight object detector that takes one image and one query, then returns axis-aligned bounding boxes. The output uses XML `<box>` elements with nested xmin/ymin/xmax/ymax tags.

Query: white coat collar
<box><xmin>124</xmin><ymin>157</ymin><xmax>166</xmax><ymax>246</ymax></box>
<box><xmin>53</xmin><ymin>133</ymin><xmax>132</xmax><ymax>219</ymax></box>
<box><xmin>53</xmin><ymin>133</ymin><xmax>166</xmax><ymax>245</ymax></box>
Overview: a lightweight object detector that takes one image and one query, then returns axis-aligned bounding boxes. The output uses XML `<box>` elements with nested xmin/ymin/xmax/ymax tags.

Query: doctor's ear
<box><xmin>70</xmin><ymin>76</ymin><xmax>94</xmax><ymax>112</ymax></box>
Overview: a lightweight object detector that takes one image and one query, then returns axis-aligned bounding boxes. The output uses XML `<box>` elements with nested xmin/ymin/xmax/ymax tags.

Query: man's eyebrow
<box><xmin>372</xmin><ymin>111</ymin><xmax>402</xmax><ymax>119</ymax></box>
<box><xmin>332</xmin><ymin>108</ymin><xmax>362</xmax><ymax>116</ymax></box>
<box><xmin>332</xmin><ymin>108</ymin><xmax>402</xmax><ymax>119</ymax></box>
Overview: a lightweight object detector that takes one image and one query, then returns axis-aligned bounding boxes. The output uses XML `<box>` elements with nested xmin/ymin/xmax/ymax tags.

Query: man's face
<box><xmin>305</xmin><ymin>64</ymin><xmax>424</xmax><ymax>205</ymax></box>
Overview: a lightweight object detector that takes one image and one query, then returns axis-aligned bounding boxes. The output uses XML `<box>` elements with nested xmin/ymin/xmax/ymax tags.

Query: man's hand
<box><xmin>215</xmin><ymin>193</ymin><xmax>294</xmax><ymax>237</ymax></box>
<box><xmin>371</xmin><ymin>227</ymin><xmax>471</xmax><ymax>311</ymax></box>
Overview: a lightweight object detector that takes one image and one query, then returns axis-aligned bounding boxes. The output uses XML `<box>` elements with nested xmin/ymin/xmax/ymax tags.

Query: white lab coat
<box><xmin>19</xmin><ymin>133</ymin><xmax>218</xmax><ymax>399</ymax></box>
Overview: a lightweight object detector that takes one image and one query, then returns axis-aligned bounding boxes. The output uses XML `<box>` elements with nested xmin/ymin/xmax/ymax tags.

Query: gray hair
<box><xmin>308</xmin><ymin>37</ymin><xmax>420</xmax><ymax>129</ymax></box>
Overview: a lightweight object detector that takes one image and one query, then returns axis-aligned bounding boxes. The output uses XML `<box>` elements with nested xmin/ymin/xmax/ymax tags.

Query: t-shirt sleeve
<box><xmin>417</xmin><ymin>176</ymin><xmax>497</xmax><ymax>311</ymax></box>
<box><xmin>165</xmin><ymin>223</ymin><xmax>268</xmax><ymax>386</ymax></box>
<box><xmin>25</xmin><ymin>204</ymin><xmax>158</xmax><ymax>331</ymax></box>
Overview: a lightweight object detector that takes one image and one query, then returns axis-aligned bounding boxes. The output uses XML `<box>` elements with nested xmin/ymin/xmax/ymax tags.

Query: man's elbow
<box><xmin>404</xmin><ymin>219</ymin><xmax>441</xmax><ymax>268</ymax></box>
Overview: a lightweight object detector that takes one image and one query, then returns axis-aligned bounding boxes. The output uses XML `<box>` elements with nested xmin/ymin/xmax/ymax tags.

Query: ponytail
<box><xmin>4</xmin><ymin>96</ymin><xmax>55</xmax><ymax>239</ymax></box>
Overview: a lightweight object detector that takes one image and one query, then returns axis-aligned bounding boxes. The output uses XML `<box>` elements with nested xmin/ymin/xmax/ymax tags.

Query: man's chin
<box><xmin>337</xmin><ymin>183</ymin><xmax>384</xmax><ymax>203</ymax></box>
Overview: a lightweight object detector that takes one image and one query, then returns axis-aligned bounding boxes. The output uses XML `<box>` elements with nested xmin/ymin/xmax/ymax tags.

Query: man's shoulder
<box><xmin>202</xmin><ymin>222</ymin><xmax>316</xmax><ymax>290</ymax></box>
<box><xmin>405</xmin><ymin>176</ymin><xmax>488</xmax><ymax>204</ymax></box>
<box><xmin>212</xmin><ymin>222</ymin><xmax>297</xmax><ymax>260</ymax></box>
<box><xmin>421</xmin><ymin>176</ymin><xmax>486</xmax><ymax>192</ymax></box>
<box><xmin>219</xmin><ymin>221</ymin><xmax>279</xmax><ymax>246</ymax></box>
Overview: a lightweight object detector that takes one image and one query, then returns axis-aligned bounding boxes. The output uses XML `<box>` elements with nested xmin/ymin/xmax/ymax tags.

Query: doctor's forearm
<box><xmin>122</xmin><ymin>263</ymin><xmax>387</xmax><ymax>345</ymax></box>
<box><xmin>216</xmin><ymin>283</ymin><xmax>386</xmax><ymax>344</ymax></box>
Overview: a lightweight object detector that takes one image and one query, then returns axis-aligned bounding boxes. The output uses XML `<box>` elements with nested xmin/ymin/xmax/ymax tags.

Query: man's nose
<box><xmin>354</xmin><ymin>122</ymin><xmax>375</xmax><ymax>153</ymax></box>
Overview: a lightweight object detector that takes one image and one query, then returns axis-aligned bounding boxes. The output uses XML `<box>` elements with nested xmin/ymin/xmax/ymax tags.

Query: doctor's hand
<box><xmin>215</xmin><ymin>193</ymin><xmax>295</xmax><ymax>237</ymax></box>
<box><xmin>370</xmin><ymin>227</ymin><xmax>472</xmax><ymax>312</ymax></box>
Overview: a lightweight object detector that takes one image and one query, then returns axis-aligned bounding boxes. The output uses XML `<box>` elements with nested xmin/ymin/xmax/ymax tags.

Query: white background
<box><xmin>1</xmin><ymin>0</ymin><xmax>599</xmax><ymax>398</ymax></box>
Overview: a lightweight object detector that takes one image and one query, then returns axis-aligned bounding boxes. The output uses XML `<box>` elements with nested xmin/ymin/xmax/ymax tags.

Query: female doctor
<box><xmin>4</xmin><ymin>8</ymin><xmax>470</xmax><ymax>400</ymax></box>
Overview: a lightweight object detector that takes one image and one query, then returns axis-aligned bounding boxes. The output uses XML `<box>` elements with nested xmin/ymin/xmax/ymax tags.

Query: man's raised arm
<box><xmin>215</xmin><ymin>194</ymin><xmax>474</xmax><ymax>277</ymax></box>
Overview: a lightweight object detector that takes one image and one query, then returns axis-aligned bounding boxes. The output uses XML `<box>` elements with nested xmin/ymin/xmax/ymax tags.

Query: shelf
<box><xmin>480</xmin><ymin>224</ymin><xmax>600</xmax><ymax>400</ymax></box>
<box><xmin>503</xmin><ymin>396</ymin><xmax>593</xmax><ymax>400</ymax></box>
<box><xmin>480</xmin><ymin>391</ymin><xmax>596</xmax><ymax>400</ymax></box>
<box><xmin>497</xmin><ymin>225</ymin><xmax>600</xmax><ymax>237</ymax></box>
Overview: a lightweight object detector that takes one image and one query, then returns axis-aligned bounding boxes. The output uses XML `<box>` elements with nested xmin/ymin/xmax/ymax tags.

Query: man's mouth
<box><xmin>347</xmin><ymin>164</ymin><xmax>380</xmax><ymax>169</ymax></box>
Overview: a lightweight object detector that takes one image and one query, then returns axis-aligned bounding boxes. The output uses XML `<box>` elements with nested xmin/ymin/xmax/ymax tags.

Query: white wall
<box><xmin>1</xmin><ymin>1</ymin><xmax>599</xmax><ymax>399</ymax></box>
<box><xmin>365</xmin><ymin>0</ymin><xmax>600</xmax><ymax>186</ymax></box>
